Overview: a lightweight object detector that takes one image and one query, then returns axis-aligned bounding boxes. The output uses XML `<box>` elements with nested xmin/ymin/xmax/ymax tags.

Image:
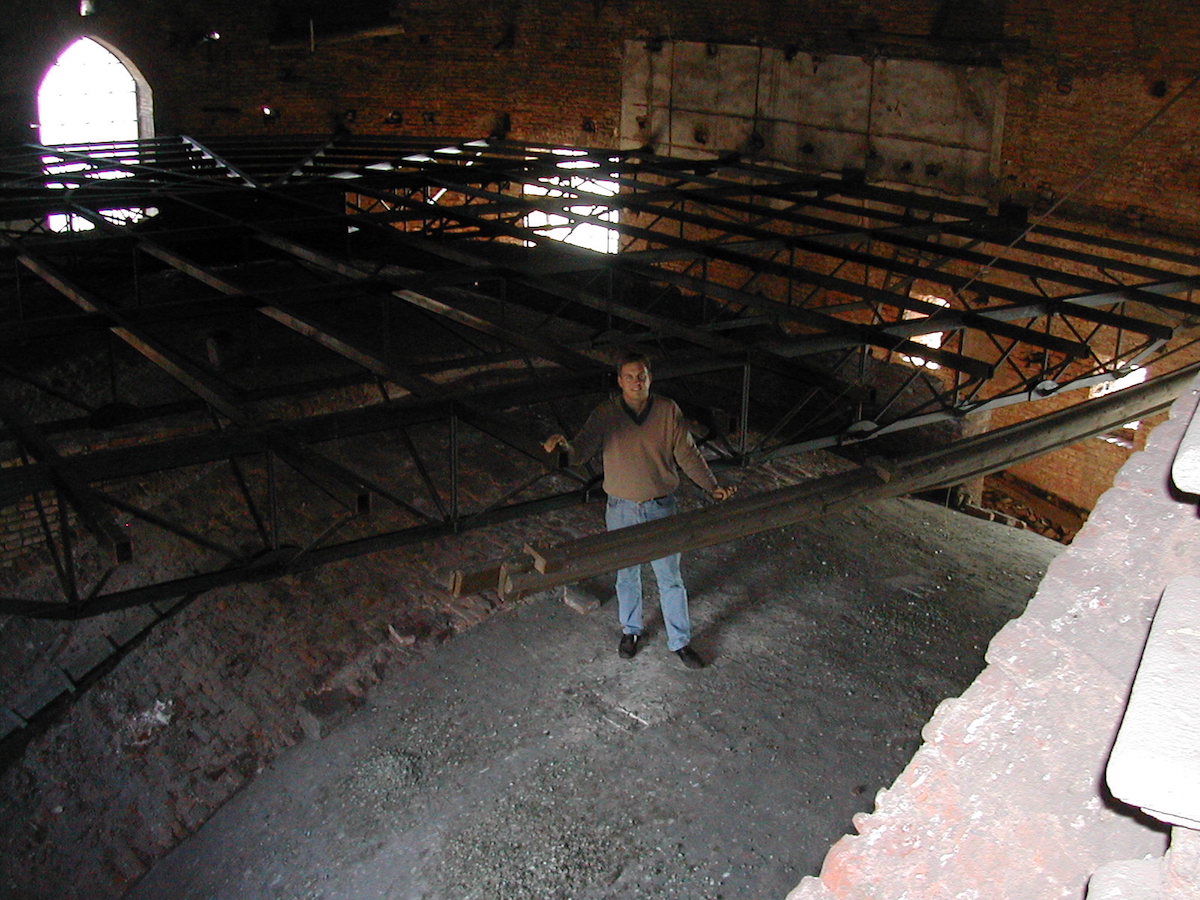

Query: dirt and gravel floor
<box><xmin>123</xmin><ymin>497</ymin><xmax>1060</xmax><ymax>900</ymax></box>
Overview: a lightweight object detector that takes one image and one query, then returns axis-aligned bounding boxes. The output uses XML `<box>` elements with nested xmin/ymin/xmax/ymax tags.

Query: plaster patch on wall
<box><xmin>622</xmin><ymin>40</ymin><xmax>1006</xmax><ymax>199</ymax></box>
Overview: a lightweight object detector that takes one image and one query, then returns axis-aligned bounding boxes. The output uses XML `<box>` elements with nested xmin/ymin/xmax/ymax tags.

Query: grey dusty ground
<box><xmin>125</xmin><ymin>497</ymin><xmax>1059</xmax><ymax>900</ymax></box>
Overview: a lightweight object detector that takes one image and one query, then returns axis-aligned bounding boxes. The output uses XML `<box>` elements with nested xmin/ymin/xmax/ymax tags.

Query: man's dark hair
<box><xmin>614</xmin><ymin>351</ymin><xmax>652</xmax><ymax>374</ymax></box>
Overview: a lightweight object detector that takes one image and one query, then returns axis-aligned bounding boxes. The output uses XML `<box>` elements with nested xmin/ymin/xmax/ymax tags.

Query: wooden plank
<box><xmin>447</xmin><ymin>565</ymin><xmax>502</xmax><ymax>598</ymax></box>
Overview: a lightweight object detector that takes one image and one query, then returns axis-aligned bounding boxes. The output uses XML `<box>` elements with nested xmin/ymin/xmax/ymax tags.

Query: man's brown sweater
<box><xmin>568</xmin><ymin>394</ymin><xmax>718</xmax><ymax>502</ymax></box>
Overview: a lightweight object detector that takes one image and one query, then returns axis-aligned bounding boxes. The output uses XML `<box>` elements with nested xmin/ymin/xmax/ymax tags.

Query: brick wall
<box><xmin>4</xmin><ymin>0</ymin><xmax>1200</xmax><ymax>230</ymax></box>
<box><xmin>9</xmin><ymin>0</ymin><xmax>1199</xmax><ymax>261</ymax></box>
<box><xmin>0</xmin><ymin>475</ymin><xmax>74</xmax><ymax>569</ymax></box>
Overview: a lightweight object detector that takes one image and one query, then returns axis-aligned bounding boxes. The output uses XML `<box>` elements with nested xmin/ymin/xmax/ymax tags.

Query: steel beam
<box><xmin>7</xmin><ymin>238</ymin><xmax>377</xmax><ymax>512</ymax></box>
<box><xmin>0</xmin><ymin>400</ymin><xmax>132</xmax><ymax>563</ymax></box>
<box><xmin>6</xmin><ymin>135</ymin><xmax>1200</xmax><ymax>616</ymax></box>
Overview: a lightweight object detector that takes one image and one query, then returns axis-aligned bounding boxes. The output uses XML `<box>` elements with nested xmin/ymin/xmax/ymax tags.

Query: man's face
<box><xmin>618</xmin><ymin>361</ymin><xmax>652</xmax><ymax>404</ymax></box>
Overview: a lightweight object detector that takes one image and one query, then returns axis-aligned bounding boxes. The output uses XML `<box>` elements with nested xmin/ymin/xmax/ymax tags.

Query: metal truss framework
<box><xmin>2</xmin><ymin>133</ymin><xmax>1199</xmax><ymax>618</ymax></box>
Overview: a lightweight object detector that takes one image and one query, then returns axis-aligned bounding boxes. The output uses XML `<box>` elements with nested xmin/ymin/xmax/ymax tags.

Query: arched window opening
<box><xmin>37</xmin><ymin>37</ymin><xmax>155</xmax><ymax>232</ymax></box>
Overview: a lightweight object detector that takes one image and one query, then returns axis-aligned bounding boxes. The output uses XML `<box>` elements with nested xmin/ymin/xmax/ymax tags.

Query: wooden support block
<box><xmin>498</xmin><ymin>554</ymin><xmax>536</xmax><ymax>602</ymax></box>
<box><xmin>447</xmin><ymin>565</ymin><xmax>501</xmax><ymax>598</ymax></box>
<box><xmin>523</xmin><ymin>542</ymin><xmax>555</xmax><ymax>573</ymax></box>
<box><xmin>452</xmin><ymin>546</ymin><xmax>547</xmax><ymax>599</ymax></box>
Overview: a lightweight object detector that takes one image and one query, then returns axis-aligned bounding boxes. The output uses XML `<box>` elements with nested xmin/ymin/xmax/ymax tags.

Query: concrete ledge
<box><xmin>1087</xmin><ymin>858</ymin><xmax>1163</xmax><ymax>900</ymax></box>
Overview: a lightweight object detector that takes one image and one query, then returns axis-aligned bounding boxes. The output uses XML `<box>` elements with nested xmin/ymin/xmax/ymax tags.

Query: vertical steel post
<box><xmin>382</xmin><ymin>294</ymin><xmax>391</xmax><ymax>356</ymax></box>
<box><xmin>132</xmin><ymin>244</ymin><xmax>141</xmax><ymax>307</ymax></box>
<box><xmin>1114</xmin><ymin>304</ymin><xmax>1126</xmax><ymax>365</ymax></box>
<box><xmin>14</xmin><ymin>257</ymin><xmax>23</xmax><ymax>319</ymax></box>
<box><xmin>950</xmin><ymin>328</ymin><xmax>962</xmax><ymax>408</ymax></box>
<box><xmin>57</xmin><ymin>489</ymin><xmax>79</xmax><ymax>604</ymax></box>
<box><xmin>267</xmin><ymin>451</ymin><xmax>279</xmax><ymax>550</ymax></box>
<box><xmin>450</xmin><ymin>411</ymin><xmax>460</xmax><ymax>530</ymax></box>
<box><xmin>107</xmin><ymin>333</ymin><xmax>119</xmax><ymax>403</ymax></box>
<box><xmin>739</xmin><ymin>361</ymin><xmax>751</xmax><ymax>459</ymax></box>
<box><xmin>788</xmin><ymin>247</ymin><xmax>794</xmax><ymax>306</ymax></box>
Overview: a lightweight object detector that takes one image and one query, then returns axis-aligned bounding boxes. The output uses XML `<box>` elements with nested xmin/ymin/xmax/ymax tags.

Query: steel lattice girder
<box><xmin>2</xmin><ymin>134</ymin><xmax>1200</xmax><ymax>616</ymax></box>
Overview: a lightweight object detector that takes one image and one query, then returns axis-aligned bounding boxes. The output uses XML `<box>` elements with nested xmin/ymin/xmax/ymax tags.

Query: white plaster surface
<box><xmin>1170</xmin><ymin>398</ymin><xmax>1200</xmax><ymax>494</ymax></box>
<box><xmin>1108</xmin><ymin>575</ymin><xmax>1200</xmax><ymax>829</ymax></box>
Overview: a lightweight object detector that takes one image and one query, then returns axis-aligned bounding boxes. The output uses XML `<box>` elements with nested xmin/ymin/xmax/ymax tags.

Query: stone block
<box><xmin>59</xmin><ymin>638</ymin><xmax>115</xmax><ymax>682</ymax></box>
<box><xmin>224</xmin><ymin>698</ymin><xmax>259</xmax><ymax>732</ymax></box>
<box><xmin>103</xmin><ymin>605</ymin><xmax>159</xmax><ymax>647</ymax></box>
<box><xmin>176</xmin><ymin>795</ymin><xmax>209</xmax><ymax>833</ymax></box>
<box><xmin>562</xmin><ymin>583</ymin><xmax>602</xmax><ymax>614</ymax></box>
<box><xmin>150</xmin><ymin>597</ymin><xmax>188</xmax><ymax>617</ymax></box>
<box><xmin>785</xmin><ymin>875</ymin><xmax>838</xmax><ymax>900</ymax></box>
<box><xmin>12</xmin><ymin>668</ymin><xmax>73</xmax><ymax>719</ymax></box>
<box><xmin>0</xmin><ymin>705</ymin><xmax>25</xmax><ymax>741</ymax></box>
<box><xmin>1165</xmin><ymin>827</ymin><xmax>1200</xmax><ymax>897</ymax></box>
<box><xmin>387</xmin><ymin>623</ymin><xmax>418</xmax><ymax>647</ymax></box>
<box><xmin>296</xmin><ymin>687</ymin><xmax>362</xmax><ymax>741</ymax></box>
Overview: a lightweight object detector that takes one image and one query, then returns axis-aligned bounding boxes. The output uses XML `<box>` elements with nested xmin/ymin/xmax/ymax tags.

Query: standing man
<box><xmin>543</xmin><ymin>352</ymin><xmax>735</xmax><ymax>668</ymax></box>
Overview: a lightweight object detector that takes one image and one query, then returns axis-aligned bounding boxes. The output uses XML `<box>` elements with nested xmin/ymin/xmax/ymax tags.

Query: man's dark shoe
<box><xmin>618</xmin><ymin>633</ymin><xmax>640</xmax><ymax>659</ymax></box>
<box><xmin>675</xmin><ymin>645</ymin><xmax>705</xmax><ymax>669</ymax></box>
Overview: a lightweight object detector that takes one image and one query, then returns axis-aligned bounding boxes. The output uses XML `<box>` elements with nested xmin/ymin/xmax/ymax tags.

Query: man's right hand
<box><xmin>543</xmin><ymin>433</ymin><xmax>568</xmax><ymax>454</ymax></box>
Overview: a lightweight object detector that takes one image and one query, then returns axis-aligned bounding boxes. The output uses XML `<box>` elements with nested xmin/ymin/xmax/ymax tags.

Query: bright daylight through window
<box><xmin>38</xmin><ymin>37</ymin><xmax>152</xmax><ymax>232</ymax></box>
<box><xmin>900</xmin><ymin>294</ymin><xmax>951</xmax><ymax>369</ymax></box>
<box><xmin>1090</xmin><ymin>363</ymin><xmax>1148</xmax><ymax>439</ymax></box>
<box><xmin>524</xmin><ymin>149</ymin><xmax>618</xmax><ymax>254</ymax></box>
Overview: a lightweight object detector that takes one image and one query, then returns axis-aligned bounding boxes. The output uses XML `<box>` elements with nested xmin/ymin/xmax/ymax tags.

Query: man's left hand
<box><xmin>711</xmin><ymin>485</ymin><xmax>737</xmax><ymax>501</ymax></box>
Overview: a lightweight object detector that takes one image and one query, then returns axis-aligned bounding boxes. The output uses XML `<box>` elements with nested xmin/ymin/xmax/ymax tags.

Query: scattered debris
<box><xmin>121</xmin><ymin>699</ymin><xmax>174</xmax><ymax>749</ymax></box>
<box><xmin>387</xmin><ymin>624</ymin><xmax>418</xmax><ymax>647</ymax></box>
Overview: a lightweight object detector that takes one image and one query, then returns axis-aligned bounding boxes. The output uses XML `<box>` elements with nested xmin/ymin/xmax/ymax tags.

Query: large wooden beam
<box><xmin>477</xmin><ymin>363</ymin><xmax>1200</xmax><ymax>600</ymax></box>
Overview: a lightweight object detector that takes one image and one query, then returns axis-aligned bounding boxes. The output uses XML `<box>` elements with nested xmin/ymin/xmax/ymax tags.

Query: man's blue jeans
<box><xmin>605</xmin><ymin>494</ymin><xmax>691</xmax><ymax>651</ymax></box>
